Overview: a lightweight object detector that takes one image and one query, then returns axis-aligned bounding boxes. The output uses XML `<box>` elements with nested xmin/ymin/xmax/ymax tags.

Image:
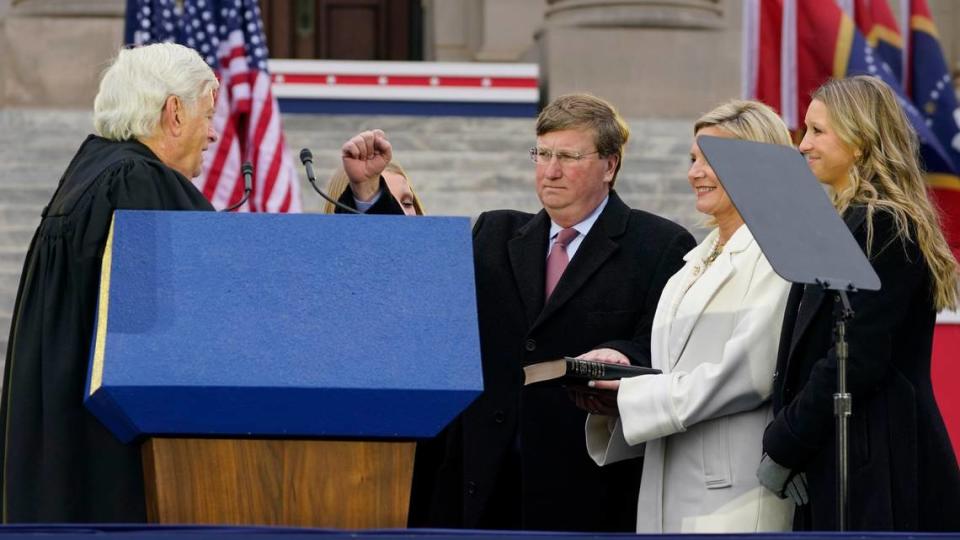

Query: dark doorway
<box><xmin>259</xmin><ymin>0</ymin><xmax>422</xmax><ymax>60</ymax></box>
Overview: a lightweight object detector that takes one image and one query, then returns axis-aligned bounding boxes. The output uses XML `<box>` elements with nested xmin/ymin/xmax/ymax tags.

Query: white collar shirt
<box><xmin>546</xmin><ymin>194</ymin><xmax>609</xmax><ymax>261</ymax></box>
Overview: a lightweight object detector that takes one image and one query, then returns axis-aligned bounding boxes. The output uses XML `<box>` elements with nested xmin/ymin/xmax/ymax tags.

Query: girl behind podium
<box><xmin>759</xmin><ymin>75</ymin><xmax>960</xmax><ymax>530</ymax></box>
<box><xmin>323</xmin><ymin>151</ymin><xmax>424</xmax><ymax>215</ymax></box>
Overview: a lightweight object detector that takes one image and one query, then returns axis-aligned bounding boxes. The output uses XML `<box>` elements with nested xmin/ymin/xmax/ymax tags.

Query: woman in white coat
<box><xmin>582</xmin><ymin>100</ymin><xmax>796</xmax><ymax>533</ymax></box>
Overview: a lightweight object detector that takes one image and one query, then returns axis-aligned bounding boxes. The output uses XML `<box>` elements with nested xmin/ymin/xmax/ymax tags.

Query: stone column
<box><xmin>472</xmin><ymin>0</ymin><xmax>545</xmax><ymax>62</ymax></box>
<box><xmin>538</xmin><ymin>0</ymin><xmax>741</xmax><ymax>118</ymax></box>
<box><xmin>423</xmin><ymin>0</ymin><xmax>483</xmax><ymax>61</ymax></box>
<box><xmin>426</xmin><ymin>0</ymin><xmax>544</xmax><ymax>62</ymax></box>
<box><xmin>0</xmin><ymin>0</ymin><xmax>125</xmax><ymax>107</ymax></box>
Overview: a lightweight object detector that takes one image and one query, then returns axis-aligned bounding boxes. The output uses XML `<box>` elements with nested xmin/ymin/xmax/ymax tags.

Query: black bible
<box><xmin>523</xmin><ymin>357</ymin><xmax>661</xmax><ymax>386</ymax></box>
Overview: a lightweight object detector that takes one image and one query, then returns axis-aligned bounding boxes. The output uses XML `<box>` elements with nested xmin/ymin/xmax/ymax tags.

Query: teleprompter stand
<box><xmin>698</xmin><ymin>135</ymin><xmax>880</xmax><ymax>530</ymax></box>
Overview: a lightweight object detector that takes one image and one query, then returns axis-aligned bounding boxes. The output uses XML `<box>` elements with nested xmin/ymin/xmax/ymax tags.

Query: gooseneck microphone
<box><xmin>299</xmin><ymin>148</ymin><xmax>361</xmax><ymax>214</ymax></box>
<box><xmin>223</xmin><ymin>161</ymin><xmax>253</xmax><ymax>212</ymax></box>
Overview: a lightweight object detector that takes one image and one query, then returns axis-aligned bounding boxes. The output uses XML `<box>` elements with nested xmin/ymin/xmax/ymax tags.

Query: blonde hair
<box><xmin>536</xmin><ymin>93</ymin><xmax>631</xmax><ymax>186</ymax></box>
<box><xmin>94</xmin><ymin>43</ymin><xmax>219</xmax><ymax>141</ymax></box>
<box><xmin>322</xmin><ymin>161</ymin><xmax>425</xmax><ymax>215</ymax></box>
<box><xmin>694</xmin><ymin>100</ymin><xmax>793</xmax><ymax>146</ymax></box>
<box><xmin>812</xmin><ymin>75</ymin><xmax>958</xmax><ymax>309</ymax></box>
<box><xmin>693</xmin><ymin>99</ymin><xmax>794</xmax><ymax>227</ymax></box>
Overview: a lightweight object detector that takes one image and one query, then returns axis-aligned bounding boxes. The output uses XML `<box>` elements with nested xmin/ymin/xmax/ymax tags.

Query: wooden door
<box><xmin>259</xmin><ymin>0</ymin><xmax>419</xmax><ymax>60</ymax></box>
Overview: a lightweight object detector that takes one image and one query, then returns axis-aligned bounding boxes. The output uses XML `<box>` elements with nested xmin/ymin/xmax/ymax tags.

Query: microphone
<box><xmin>299</xmin><ymin>148</ymin><xmax>361</xmax><ymax>214</ymax></box>
<box><xmin>242</xmin><ymin>161</ymin><xmax>254</xmax><ymax>192</ymax></box>
<box><xmin>223</xmin><ymin>161</ymin><xmax>253</xmax><ymax>212</ymax></box>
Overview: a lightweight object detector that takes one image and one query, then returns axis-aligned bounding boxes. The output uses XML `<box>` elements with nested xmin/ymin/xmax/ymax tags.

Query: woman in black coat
<box><xmin>759</xmin><ymin>75</ymin><xmax>960</xmax><ymax>531</ymax></box>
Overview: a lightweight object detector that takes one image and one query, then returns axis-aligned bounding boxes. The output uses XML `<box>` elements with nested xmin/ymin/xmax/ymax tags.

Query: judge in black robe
<box><xmin>0</xmin><ymin>43</ymin><xmax>218</xmax><ymax>523</ymax></box>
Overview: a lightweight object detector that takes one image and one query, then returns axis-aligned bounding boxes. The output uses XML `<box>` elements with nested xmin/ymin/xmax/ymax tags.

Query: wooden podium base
<box><xmin>142</xmin><ymin>438</ymin><xmax>415</xmax><ymax>528</ymax></box>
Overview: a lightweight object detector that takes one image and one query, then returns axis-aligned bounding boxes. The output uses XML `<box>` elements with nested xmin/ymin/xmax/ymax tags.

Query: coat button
<box><xmin>467</xmin><ymin>481</ymin><xmax>477</xmax><ymax>496</ymax></box>
<box><xmin>493</xmin><ymin>410</ymin><xmax>505</xmax><ymax>424</ymax></box>
<box><xmin>525</xmin><ymin>339</ymin><xmax>536</xmax><ymax>351</ymax></box>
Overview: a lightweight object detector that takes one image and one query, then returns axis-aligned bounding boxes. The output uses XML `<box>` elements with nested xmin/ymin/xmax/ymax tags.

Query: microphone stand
<box><xmin>223</xmin><ymin>161</ymin><xmax>253</xmax><ymax>212</ymax></box>
<box><xmin>818</xmin><ymin>280</ymin><xmax>855</xmax><ymax>531</ymax></box>
<box><xmin>299</xmin><ymin>148</ymin><xmax>361</xmax><ymax>214</ymax></box>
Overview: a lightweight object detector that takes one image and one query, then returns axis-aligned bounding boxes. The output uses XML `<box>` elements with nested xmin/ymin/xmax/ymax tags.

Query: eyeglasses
<box><xmin>529</xmin><ymin>147</ymin><xmax>601</xmax><ymax>165</ymax></box>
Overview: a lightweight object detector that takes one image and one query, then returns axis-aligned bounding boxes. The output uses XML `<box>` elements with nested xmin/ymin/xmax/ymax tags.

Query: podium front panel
<box><xmin>85</xmin><ymin>211</ymin><xmax>482</xmax><ymax>443</ymax></box>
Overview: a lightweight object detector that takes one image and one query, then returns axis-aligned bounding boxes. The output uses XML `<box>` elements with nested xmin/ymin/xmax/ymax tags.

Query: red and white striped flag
<box><xmin>742</xmin><ymin>0</ymin><xmax>784</xmax><ymax>117</ymax></box>
<box><xmin>127</xmin><ymin>0</ymin><xmax>302</xmax><ymax>212</ymax></box>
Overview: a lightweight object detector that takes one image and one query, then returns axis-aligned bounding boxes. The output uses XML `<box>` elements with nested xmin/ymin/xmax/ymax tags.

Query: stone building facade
<box><xmin>2</xmin><ymin>0</ymin><xmax>959</xmax><ymax>116</ymax></box>
<box><xmin>2</xmin><ymin>0</ymin><xmax>960</xmax><ymax>360</ymax></box>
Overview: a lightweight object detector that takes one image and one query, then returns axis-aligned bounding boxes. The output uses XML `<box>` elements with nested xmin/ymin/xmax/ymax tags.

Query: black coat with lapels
<box><xmin>345</xmin><ymin>186</ymin><xmax>695</xmax><ymax>530</ymax></box>
<box><xmin>409</xmin><ymin>191</ymin><xmax>695</xmax><ymax>531</ymax></box>
<box><xmin>763</xmin><ymin>206</ymin><xmax>960</xmax><ymax>531</ymax></box>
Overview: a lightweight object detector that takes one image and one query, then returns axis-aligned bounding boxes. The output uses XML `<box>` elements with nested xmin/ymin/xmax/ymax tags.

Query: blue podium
<box><xmin>84</xmin><ymin>210</ymin><xmax>483</xmax><ymax>528</ymax></box>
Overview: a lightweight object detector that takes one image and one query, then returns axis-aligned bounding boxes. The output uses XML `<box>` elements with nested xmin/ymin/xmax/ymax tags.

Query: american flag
<box><xmin>125</xmin><ymin>0</ymin><xmax>302</xmax><ymax>212</ymax></box>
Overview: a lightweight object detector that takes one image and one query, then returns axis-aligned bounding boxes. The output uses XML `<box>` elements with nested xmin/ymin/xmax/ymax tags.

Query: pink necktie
<box><xmin>545</xmin><ymin>228</ymin><xmax>579</xmax><ymax>299</ymax></box>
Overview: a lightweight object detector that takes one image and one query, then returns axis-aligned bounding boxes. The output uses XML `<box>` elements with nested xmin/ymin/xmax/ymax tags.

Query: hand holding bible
<box><xmin>569</xmin><ymin>386</ymin><xmax>620</xmax><ymax>416</ymax></box>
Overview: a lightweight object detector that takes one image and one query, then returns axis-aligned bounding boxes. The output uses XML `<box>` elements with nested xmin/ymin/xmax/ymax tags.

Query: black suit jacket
<box><xmin>410</xmin><ymin>191</ymin><xmax>694</xmax><ymax>531</ymax></box>
<box><xmin>763</xmin><ymin>207</ymin><xmax>960</xmax><ymax>531</ymax></box>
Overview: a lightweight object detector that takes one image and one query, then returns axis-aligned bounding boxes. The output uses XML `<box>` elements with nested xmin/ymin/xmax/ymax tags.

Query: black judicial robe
<box><xmin>0</xmin><ymin>135</ymin><xmax>213</xmax><ymax>523</ymax></box>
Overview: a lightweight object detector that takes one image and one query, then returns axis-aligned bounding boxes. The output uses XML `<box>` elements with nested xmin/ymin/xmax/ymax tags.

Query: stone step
<box><xmin>291</xmin><ymin>141</ymin><xmax>691</xmax><ymax>169</ymax></box>
<box><xmin>0</xmin><ymin>319</ymin><xmax>8</xmax><ymax>363</ymax></box>
<box><xmin>0</xmin><ymin>178</ymin><xmax>65</xmax><ymax>195</ymax></box>
<box><xmin>1</xmin><ymin>316</ymin><xmax>17</xmax><ymax>373</ymax></box>
<box><xmin>0</xmin><ymin>247</ymin><xmax>29</xmax><ymax>276</ymax></box>
<box><xmin>425</xmin><ymin>191</ymin><xmax>542</xmax><ymax>217</ymax></box>
<box><xmin>402</xmin><ymin>169</ymin><xmax>532</xmax><ymax>194</ymax></box>
<box><xmin>0</xmin><ymin>136</ymin><xmax>78</xmax><ymax>158</ymax></box>
<box><xmin>0</xmin><ymin>112</ymin><xmax>691</xmax><ymax>151</ymax></box>
<box><xmin>0</xmin><ymin>245</ymin><xmax>29</xmax><ymax>258</ymax></box>
<box><xmin>0</xmin><ymin>225</ymin><xmax>36</xmax><ymax>248</ymax></box>
<box><xmin>373</xmin><ymin>150</ymin><xmax>531</xmax><ymax>171</ymax></box>
<box><xmin>623</xmin><ymin>152</ymin><xmax>689</xmax><ymax>166</ymax></box>
<box><xmin>0</xmin><ymin>286</ymin><xmax>18</xmax><ymax>307</ymax></box>
<box><xmin>0</xmin><ymin>205</ymin><xmax>43</xmax><ymax>228</ymax></box>
<box><xmin>299</xmin><ymin>138</ymin><xmax>532</xmax><ymax>154</ymax></box>
<box><xmin>0</xmin><ymin>184</ymin><xmax>57</xmax><ymax>204</ymax></box>
<box><xmin>0</xmin><ymin>109</ymin><xmax>93</xmax><ymax>134</ymax></box>
<box><xmin>301</xmin><ymin>154</ymin><xmax>531</xmax><ymax>187</ymax></box>
<box><xmin>0</xmin><ymin>248</ymin><xmax>24</xmax><ymax>265</ymax></box>
<box><xmin>0</xmin><ymin>265</ymin><xmax>22</xmax><ymax>295</ymax></box>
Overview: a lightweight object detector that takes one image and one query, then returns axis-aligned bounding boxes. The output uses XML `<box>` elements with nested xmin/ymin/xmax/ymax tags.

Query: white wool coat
<box><xmin>586</xmin><ymin>225</ymin><xmax>794</xmax><ymax>533</ymax></box>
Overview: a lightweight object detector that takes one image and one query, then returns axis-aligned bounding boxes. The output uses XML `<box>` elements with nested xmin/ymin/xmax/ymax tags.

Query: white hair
<box><xmin>93</xmin><ymin>43</ymin><xmax>219</xmax><ymax>141</ymax></box>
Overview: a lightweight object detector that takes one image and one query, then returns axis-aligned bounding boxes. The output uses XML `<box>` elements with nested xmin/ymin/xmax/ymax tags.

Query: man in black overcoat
<box><xmin>336</xmin><ymin>94</ymin><xmax>695</xmax><ymax>531</ymax></box>
<box><xmin>0</xmin><ymin>43</ymin><xmax>219</xmax><ymax>522</ymax></box>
